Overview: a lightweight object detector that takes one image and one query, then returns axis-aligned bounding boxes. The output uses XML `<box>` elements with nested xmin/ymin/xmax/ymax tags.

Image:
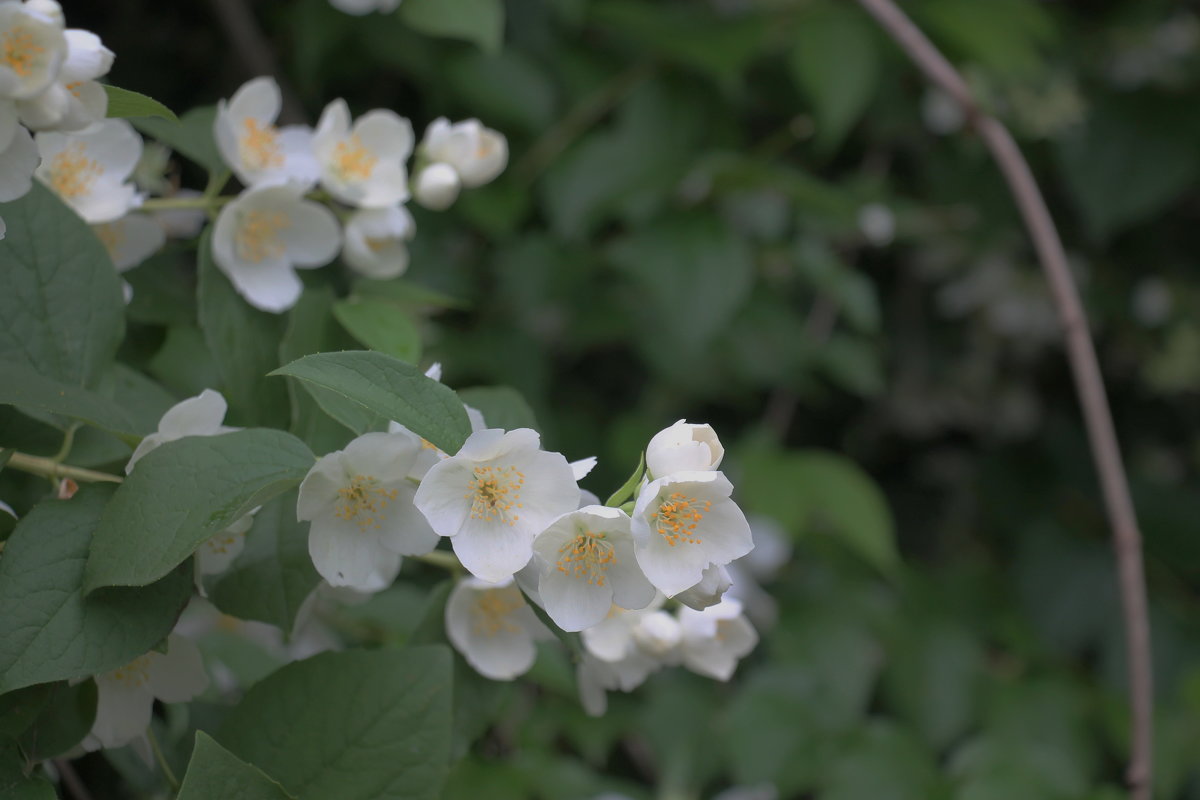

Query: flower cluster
<box><xmin>209</xmin><ymin>77</ymin><xmax>506</xmax><ymax>312</ymax></box>
<box><xmin>0</xmin><ymin>0</ymin><xmax>115</xmax><ymax>238</ymax></box>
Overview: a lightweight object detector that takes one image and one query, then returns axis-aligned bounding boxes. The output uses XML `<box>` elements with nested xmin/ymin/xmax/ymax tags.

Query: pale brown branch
<box><xmin>854</xmin><ymin>0</ymin><xmax>1153</xmax><ymax>797</ymax></box>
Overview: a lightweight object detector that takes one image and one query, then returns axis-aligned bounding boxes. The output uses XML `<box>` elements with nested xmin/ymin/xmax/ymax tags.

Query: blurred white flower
<box><xmin>414</xmin><ymin>428</ymin><xmax>580</xmax><ymax>582</ymax></box>
<box><xmin>313</xmin><ymin>99</ymin><xmax>412</xmax><ymax>208</ymax></box>
<box><xmin>214</xmin><ymin>77</ymin><xmax>318</xmax><ymax>188</ymax></box>
<box><xmin>857</xmin><ymin>202</ymin><xmax>895</xmax><ymax>247</ymax></box>
<box><xmin>645</xmin><ymin>419</ymin><xmax>723</xmax><ymax>481</ymax></box>
<box><xmin>17</xmin><ymin>28</ymin><xmax>112</xmax><ymax>131</ymax></box>
<box><xmin>35</xmin><ymin>119</ymin><xmax>142</xmax><ymax>223</ymax></box>
<box><xmin>93</xmin><ymin>212</ymin><xmax>166</xmax><ymax>271</ymax></box>
<box><xmin>412</xmin><ymin>162</ymin><xmax>460</xmax><ymax>210</ymax></box>
<box><xmin>297</xmin><ymin>432</ymin><xmax>439</xmax><ymax>591</ymax></box>
<box><xmin>195</xmin><ymin>514</ymin><xmax>251</xmax><ymax>576</ymax></box>
<box><xmin>0</xmin><ymin>3</ymin><xmax>65</xmax><ymax>100</ymax></box>
<box><xmin>630</xmin><ymin>471</ymin><xmax>753</xmax><ymax>597</ymax></box>
<box><xmin>532</xmin><ymin>505</ymin><xmax>655</xmax><ymax>631</ymax></box>
<box><xmin>420</xmin><ymin>117</ymin><xmax>507</xmax><ymax>188</ymax></box>
<box><xmin>341</xmin><ymin>205</ymin><xmax>415</xmax><ymax>279</ymax></box>
<box><xmin>126</xmin><ymin>388</ymin><xmax>234</xmax><ymax>471</ymax></box>
<box><xmin>0</xmin><ymin>118</ymin><xmax>37</xmax><ymax>203</ymax></box>
<box><xmin>1132</xmin><ymin>277</ymin><xmax>1172</xmax><ymax>328</ymax></box>
<box><xmin>445</xmin><ymin>577</ymin><xmax>551</xmax><ymax>680</ymax></box>
<box><xmin>920</xmin><ymin>87</ymin><xmax>964</xmax><ymax>135</ymax></box>
<box><xmin>84</xmin><ymin>634</ymin><xmax>209</xmax><ymax>750</ymax></box>
<box><xmin>211</xmin><ymin>182</ymin><xmax>340</xmax><ymax>313</ymax></box>
<box><xmin>677</xmin><ymin>597</ymin><xmax>757</xmax><ymax>681</ymax></box>
<box><xmin>674</xmin><ymin>563</ymin><xmax>731</xmax><ymax>611</ymax></box>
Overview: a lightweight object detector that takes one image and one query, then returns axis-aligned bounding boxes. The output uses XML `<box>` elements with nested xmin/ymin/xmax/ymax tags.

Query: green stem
<box><xmin>140</xmin><ymin>195</ymin><xmax>231</xmax><ymax>212</ymax></box>
<box><xmin>6</xmin><ymin>453</ymin><xmax>123</xmax><ymax>484</ymax></box>
<box><xmin>412</xmin><ymin>550</ymin><xmax>462</xmax><ymax>573</ymax></box>
<box><xmin>147</xmin><ymin>728</ymin><xmax>180</xmax><ymax>793</ymax></box>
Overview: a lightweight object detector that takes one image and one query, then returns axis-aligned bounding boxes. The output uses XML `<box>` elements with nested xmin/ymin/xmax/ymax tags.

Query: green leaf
<box><xmin>279</xmin><ymin>289</ymin><xmax>357</xmax><ymax>454</ymax></box>
<box><xmin>333</xmin><ymin>297</ymin><xmax>421</xmax><ymax>363</ymax></box>
<box><xmin>0</xmin><ymin>485</ymin><xmax>193</xmax><ymax>693</ymax></box>
<box><xmin>133</xmin><ymin>105</ymin><xmax>225</xmax><ymax>174</ymax></box>
<box><xmin>457</xmin><ymin>386</ymin><xmax>538</xmax><ymax>432</ymax></box>
<box><xmin>0</xmin><ymin>182</ymin><xmax>125</xmax><ymax>387</ymax></box>
<box><xmin>789</xmin><ymin>4</ymin><xmax>880</xmax><ymax>151</ymax></box>
<box><xmin>178</xmin><ymin>732</ymin><xmax>295</xmax><ymax>800</ymax></box>
<box><xmin>604</xmin><ymin>452</ymin><xmax>644</xmax><ymax>507</ymax></box>
<box><xmin>399</xmin><ymin>0</ymin><xmax>504</xmax><ymax>53</ymax></box>
<box><xmin>217</xmin><ymin>647</ymin><xmax>454</xmax><ymax>800</ymax></box>
<box><xmin>0</xmin><ymin>741</ymin><xmax>55</xmax><ymax>800</ymax></box>
<box><xmin>272</xmin><ymin>351</ymin><xmax>472</xmax><ymax>455</ymax></box>
<box><xmin>353</xmin><ymin>278</ymin><xmax>468</xmax><ymax>312</ymax></box>
<box><xmin>84</xmin><ymin>429</ymin><xmax>315</xmax><ymax>591</ymax></box>
<box><xmin>882</xmin><ymin>621</ymin><xmax>984</xmax><ymax>750</ymax></box>
<box><xmin>820</xmin><ymin>721</ymin><xmax>944</xmax><ymax>800</ymax></box>
<box><xmin>0</xmin><ymin>361</ymin><xmax>149</xmax><ymax>439</ymax></box>
<box><xmin>19</xmin><ymin>680</ymin><xmax>98</xmax><ymax>761</ymax></box>
<box><xmin>916</xmin><ymin>0</ymin><xmax>1054</xmax><ymax>77</ymax></box>
<box><xmin>103</xmin><ymin>84</ymin><xmax>178</xmax><ymax>122</ymax></box>
<box><xmin>209</xmin><ymin>489</ymin><xmax>321</xmax><ymax>633</ymax></box>
<box><xmin>198</xmin><ymin>228</ymin><xmax>290</xmax><ymax>428</ymax></box>
<box><xmin>0</xmin><ymin>684</ymin><xmax>53</xmax><ymax>739</ymax></box>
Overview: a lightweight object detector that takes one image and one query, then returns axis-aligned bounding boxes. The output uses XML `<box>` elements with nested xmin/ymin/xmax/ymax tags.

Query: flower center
<box><xmin>556</xmin><ymin>528</ymin><xmax>615</xmax><ymax>586</ymax></box>
<box><xmin>204</xmin><ymin>532</ymin><xmax>242</xmax><ymax>555</ymax></box>
<box><xmin>235</xmin><ymin>209</ymin><xmax>290</xmax><ymax>263</ymax></box>
<box><xmin>465</xmin><ymin>464</ymin><xmax>524</xmax><ymax>525</ymax></box>
<box><xmin>335</xmin><ymin>474</ymin><xmax>398</xmax><ymax>531</ymax></box>
<box><xmin>1</xmin><ymin>26</ymin><xmax>44</xmax><ymax>78</ymax></box>
<box><xmin>109</xmin><ymin>655</ymin><xmax>153</xmax><ymax>689</ymax></box>
<box><xmin>239</xmin><ymin>118</ymin><xmax>283</xmax><ymax>171</ymax></box>
<box><xmin>471</xmin><ymin>585</ymin><xmax>524</xmax><ymax>637</ymax></box>
<box><xmin>333</xmin><ymin>136</ymin><xmax>377</xmax><ymax>180</ymax></box>
<box><xmin>46</xmin><ymin>143</ymin><xmax>102</xmax><ymax>200</ymax></box>
<box><xmin>653</xmin><ymin>491</ymin><xmax>711</xmax><ymax>546</ymax></box>
<box><xmin>365</xmin><ymin>235</ymin><xmax>393</xmax><ymax>253</ymax></box>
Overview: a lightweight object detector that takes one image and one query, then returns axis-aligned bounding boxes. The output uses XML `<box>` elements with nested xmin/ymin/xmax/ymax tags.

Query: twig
<box><xmin>853</xmin><ymin>1</ymin><xmax>1153</xmax><ymax>797</ymax></box>
<box><xmin>206</xmin><ymin>0</ymin><xmax>306</xmax><ymax>124</ymax></box>
<box><xmin>6</xmin><ymin>453</ymin><xmax>124</xmax><ymax>484</ymax></box>
<box><xmin>54</xmin><ymin>759</ymin><xmax>94</xmax><ymax>800</ymax></box>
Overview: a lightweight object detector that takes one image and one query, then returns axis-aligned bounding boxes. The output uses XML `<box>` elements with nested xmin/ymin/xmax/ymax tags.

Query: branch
<box><xmin>6</xmin><ymin>453</ymin><xmax>123</xmax><ymax>484</ymax></box>
<box><xmin>853</xmin><ymin>1</ymin><xmax>1153</xmax><ymax>797</ymax></box>
<box><xmin>206</xmin><ymin>0</ymin><xmax>306</xmax><ymax>124</ymax></box>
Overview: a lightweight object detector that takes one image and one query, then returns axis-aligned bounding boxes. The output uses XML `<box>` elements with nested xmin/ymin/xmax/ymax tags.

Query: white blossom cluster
<box><xmin>0</xmin><ymin>0</ymin><xmax>116</xmax><ymax>238</ymax></box>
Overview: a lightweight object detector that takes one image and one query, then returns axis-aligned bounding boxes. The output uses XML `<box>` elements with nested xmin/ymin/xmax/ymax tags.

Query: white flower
<box><xmin>16</xmin><ymin>28</ymin><xmax>112</xmax><ymax>131</ymax></box>
<box><xmin>645</xmin><ymin>419</ymin><xmax>723</xmax><ymax>480</ymax></box>
<box><xmin>297</xmin><ymin>432</ymin><xmax>439</xmax><ymax>591</ymax></box>
<box><xmin>577</xmin><ymin>651</ymin><xmax>656</xmax><ymax>716</ymax></box>
<box><xmin>444</xmin><ymin>577</ymin><xmax>551</xmax><ymax>680</ymax></box>
<box><xmin>0</xmin><ymin>3</ymin><xmax>65</xmax><ymax>100</ymax></box>
<box><xmin>341</xmin><ymin>205</ymin><xmax>415</xmax><ymax>279</ymax></box>
<box><xmin>532</xmin><ymin>505</ymin><xmax>655</xmax><ymax>632</ymax></box>
<box><xmin>93</xmin><ymin>212</ymin><xmax>165</xmax><ymax>271</ymax></box>
<box><xmin>739</xmin><ymin>514</ymin><xmax>792</xmax><ymax>581</ymax></box>
<box><xmin>23</xmin><ymin>1</ymin><xmax>64</xmax><ymax>28</ymax></box>
<box><xmin>34</xmin><ymin>119</ymin><xmax>142</xmax><ymax>223</ymax></box>
<box><xmin>412</xmin><ymin>162</ymin><xmax>460</xmax><ymax>210</ymax></box>
<box><xmin>313</xmin><ymin>99</ymin><xmax>412</xmax><ymax>208</ymax></box>
<box><xmin>414</xmin><ymin>428</ymin><xmax>580</xmax><ymax>582</ymax></box>
<box><xmin>211</xmin><ymin>182</ymin><xmax>340</xmax><ymax>313</ymax></box>
<box><xmin>420</xmin><ymin>117</ymin><xmax>507</xmax><ymax>188</ymax></box>
<box><xmin>674</xmin><ymin>563</ymin><xmax>731</xmax><ymax>611</ymax></box>
<box><xmin>126</xmin><ymin>388</ymin><xmax>234</xmax><ymax>471</ymax></box>
<box><xmin>214</xmin><ymin>77</ymin><xmax>319</xmax><ymax>188</ymax></box>
<box><xmin>630</xmin><ymin>610</ymin><xmax>682</xmax><ymax>661</ymax></box>
<box><xmin>630</xmin><ymin>471</ymin><xmax>753</xmax><ymax>597</ymax></box>
<box><xmin>677</xmin><ymin>598</ymin><xmax>758</xmax><ymax>681</ymax></box>
<box><xmin>85</xmin><ymin>634</ymin><xmax>209</xmax><ymax>750</ymax></box>
<box><xmin>195</xmin><ymin>514</ymin><xmax>251</xmax><ymax>576</ymax></box>
<box><xmin>576</xmin><ymin>603</ymin><xmax>672</xmax><ymax>715</ymax></box>
<box><xmin>0</xmin><ymin>118</ymin><xmax>36</xmax><ymax>203</ymax></box>
<box><xmin>328</xmin><ymin>0</ymin><xmax>402</xmax><ymax>14</ymax></box>
<box><xmin>571</xmin><ymin>457</ymin><xmax>598</xmax><ymax>481</ymax></box>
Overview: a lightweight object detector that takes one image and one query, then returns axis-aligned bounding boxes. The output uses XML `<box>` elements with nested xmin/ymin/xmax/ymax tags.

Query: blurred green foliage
<box><xmin>23</xmin><ymin>0</ymin><xmax>1200</xmax><ymax>796</ymax></box>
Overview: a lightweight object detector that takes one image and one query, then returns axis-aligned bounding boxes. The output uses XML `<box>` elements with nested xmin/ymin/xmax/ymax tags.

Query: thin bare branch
<box><xmin>854</xmin><ymin>1</ymin><xmax>1153</xmax><ymax>797</ymax></box>
<box><xmin>207</xmin><ymin>0</ymin><xmax>306</xmax><ymax>124</ymax></box>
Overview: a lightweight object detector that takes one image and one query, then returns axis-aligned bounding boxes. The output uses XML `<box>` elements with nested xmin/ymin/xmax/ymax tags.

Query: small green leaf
<box><xmin>353</xmin><ymin>278</ymin><xmax>468</xmax><ymax>311</ymax></box>
<box><xmin>0</xmin><ymin>361</ymin><xmax>149</xmax><ymax>438</ymax></box>
<box><xmin>0</xmin><ymin>741</ymin><xmax>55</xmax><ymax>800</ymax></box>
<box><xmin>178</xmin><ymin>732</ymin><xmax>295</xmax><ymax>800</ymax></box>
<box><xmin>209</xmin><ymin>489</ymin><xmax>321</xmax><ymax>633</ymax></box>
<box><xmin>605</xmin><ymin>452</ymin><xmax>645</xmax><ymax>508</ymax></box>
<box><xmin>457</xmin><ymin>386</ymin><xmax>538</xmax><ymax>432</ymax></box>
<box><xmin>84</xmin><ymin>429</ymin><xmax>315</xmax><ymax>591</ymax></box>
<box><xmin>133</xmin><ymin>105</ymin><xmax>225</xmax><ymax>174</ymax></box>
<box><xmin>0</xmin><ymin>183</ymin><xmax>125</xmax><ymax>388</ymax></box>
<box><xmin>399</xmin><ymin>0</ymin><xmax>504</xmax><ymax>53</ymax></box>
<box><xmin>103</xmin><ymin>84</ymin><xmax>178</xmax><ymax>122</ymax></box>
<box><xmin>0</xmin><ymin>485</ymin><xmax>192</xmax><ymax>693</ymax></box>
<box><xmin>19</xmin><ymin>680</ymin><xmax>98</xmax><ymax>761</ymax></box>
<box><xmin>333</xmin><ymin>297</ymin><xmax>421</xmax><ymax>363</ymax></box>
<box><xmin>217</xmin><ymin>647</ymin><xmax>454</xmax><ymax>800</ymax></box>
<box><xmin>272</xmin><ymin>351</ymin><xmax>473</xmax><ymax>454</ymax></box>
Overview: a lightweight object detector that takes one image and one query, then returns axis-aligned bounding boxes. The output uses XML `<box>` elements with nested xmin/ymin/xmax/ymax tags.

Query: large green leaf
<box><xmin>0</xmin><ymin>486</ymin><xmax>192</xmax><ymax>693</ymax></box>
<box><xmin>209</xmin><ymin>489</ymin><xmax>321</xmax><ymax>633</ymax></box>
<box><xmin>333</xmin><ymin>296</ymin><xmax>421</xmax><ymax>363</ymax></box>
<box><xmin>84</xmin><ymin>429</ymin><xmax>315</xmax><ymax>591</ymax></box>
<box><xmin>0</xmin><ymin>361</ymin><xmax>149</xmax><ymax>439</ymax></box>
<box><xmin>178</xmin><ymin>732</ymin><xmax>295</xmax><ymax>800</ymax></box>
<box><xmin>133</xmin><ymin>105</ymin><xmax>225</xmax><ymax>174</ymax></box>
<box><xmin>103</xmin><ymin>85</ymin><xmax>178</xmax><ymax>122</ymax></box>
<box><xmin>820</xmin><ymin>722</ymin><xmax>944</xmax><ymax>800</ymax></box>
<box><xmin>272</xmin><ymin>351</ymin><xmax>472</xmax><ymax>454</ymax></box>
<box><xmin>789</xmin><ymin>6</ymin><xmax>879</xmax><ymax>150</ymax></box>
<box><xmin>399</xmin><ymin>0</ymin><xmax>504</xmax><ymax>53</ymax></box>
<box><xmin>0</xmin><ymin>183</ymin><xmax>125</xmax><ymax>387</ymax></box>
<box><xmin>279</xmin><ymin>289</ymin><xmax>358</xmax><ymax>454</ymax></box>
<box><xmin>217</xmin><ymin>647</ymin><xmax>453</xmax><ymax>800</ymax></box>
<box><xmin>19</xmin><ymin>680</ymin><xmax>97</xmax><ymax>761</ymax></box>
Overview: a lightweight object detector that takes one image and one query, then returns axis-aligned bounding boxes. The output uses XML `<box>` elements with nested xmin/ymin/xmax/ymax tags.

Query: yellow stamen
<box><xmin>471</xmin><ymin>585</ymin><xmax>525</xmax><ymax>637</ymax></box>
<box><xmin>465</xmin><ymin>464</ymin><xmax>525</xmax><ymax>526</ymax></box>
<box><xmin>235</xmin><ymin>209</ymin><xmax>290</xmax><ymax>263</ymax></box>
<box><xmin>46</xmin><ymin>143</ymin><xmax>102</xmax><ymax>200</ymax></box>
<box><xmin>239</xmin><ymin>118</ymin><xmax>283</xmax><ymax>170</ymax></box>
<box><xmin>556</xmin><ymin>528</ymin><xmax>615</xmax><ymax>586</ymax></box>
<box><xmin>109</xmin><ymin>655</ymin><xmax>153</xmax><ymax>689</ymax></box>
<box><xmin>333</xmin><ymin>136</ymin><xmax>377</xmax><ymax>180</ymax></box>
<box><xmin>335</xmin><ymin>474</ymin><xmax>398</xmax><ymax>531</ymax></box>
<box><xmin>1</xmin><ymin>26</ymin><xmax>44</xmax><ymax>78</ymax></box>
<box><xmin>653</xmin><ymin>491</ymin><xmax>711</xmax><ymax>546</ymax></box>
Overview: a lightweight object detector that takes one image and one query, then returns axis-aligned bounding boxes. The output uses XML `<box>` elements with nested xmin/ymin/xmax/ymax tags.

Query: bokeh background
<box><xmin>63</xmin><ymin>0</ymin><xmax>1200</xmax><ymax>796</ymax></box>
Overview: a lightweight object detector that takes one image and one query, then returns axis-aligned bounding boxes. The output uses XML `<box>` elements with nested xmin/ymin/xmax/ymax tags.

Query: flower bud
<box><xmin>645</xmin><ymin>419</ymin><xmax>724</xmax><ymax>480</ymax></box>
<box><xmin>413</xmin><ymin>162</ymin><xmax>461</xmax><ymax>210</ymax></box>
<box><xmin>675</xmin><ymin>564</ymin><xmax>732</xmax><ymax>611</ymax></box>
